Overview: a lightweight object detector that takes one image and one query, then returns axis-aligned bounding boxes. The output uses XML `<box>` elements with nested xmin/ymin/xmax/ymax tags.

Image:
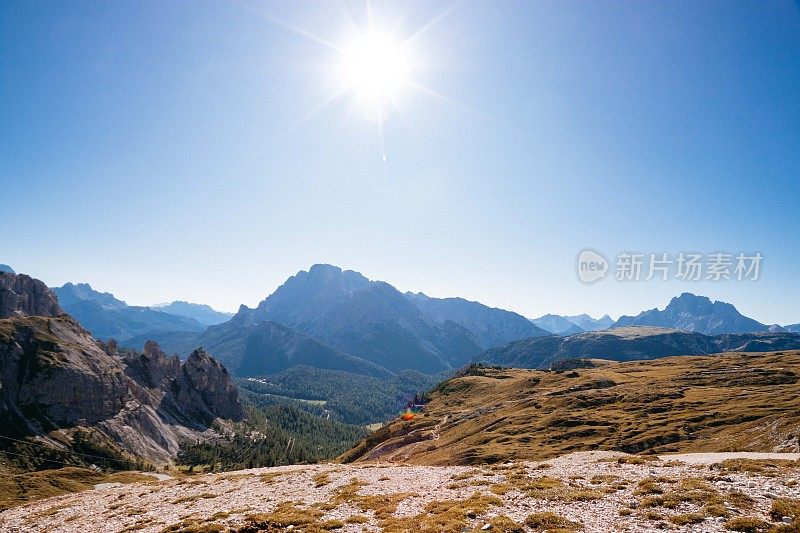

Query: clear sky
<box><xmin>1</xmin><ymin>1</ymin><xmax>798</xmax><ymax>324</ymax></box>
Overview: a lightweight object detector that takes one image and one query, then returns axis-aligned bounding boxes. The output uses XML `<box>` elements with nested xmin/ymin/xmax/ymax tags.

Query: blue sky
<box><xmin>1</xmin><ymin>1</ymin><xmax>798</xmax><ymax>324</ymax></box>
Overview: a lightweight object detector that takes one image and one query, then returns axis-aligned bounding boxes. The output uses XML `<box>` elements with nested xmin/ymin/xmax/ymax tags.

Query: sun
<box><xmin>340</xmin><ymin>31</ymin><xmax>411</xmax><ymax>106</ymax></box>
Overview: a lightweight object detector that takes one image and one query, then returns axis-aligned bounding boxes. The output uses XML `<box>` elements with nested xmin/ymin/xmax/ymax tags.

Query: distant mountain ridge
<box><xmin>53</xmin><ymin>282</ymin><xmax>127</xmax><ymax>310</ymax></box>
<box><xmin>476</xmin><ymin>326</ymin><xmax>800</xmax><ymax>369</ymax></box>
<box><xmin>0</xmin><ymin>265</ymin><xmax>15</xmax><ymax>274</ymax></box>
<box><xmin>41</xmin><ymin>266</ymin><xmax>797</xmax><ymax>379</ymax></box>
<box><xmin>614</xmin><ymin>292</ymin><xmax>767</xmax><ymax>334</ymax></box>
<box><xmin>567</xmin><ymin>313</ymin><xmax>615</xmax><ymax>331</ymax></box>
<box><xmin>406</xmin><ymin>292</ymin><xmax>549</xmax><ymax>348</ymax></box>
<box><xmin>531</xmin><ymin>314</ymin><xmax>584</xmax><ymax>335</ymax></box>
<box><xmin>151</xmin><ymin>300</ymin><xmax>233</xmax><ymax>325</ymax></box>
<box><xmin>51</xmin><ymin>282</ymin><xmax>206</xmax><ymax>342</ymax></box>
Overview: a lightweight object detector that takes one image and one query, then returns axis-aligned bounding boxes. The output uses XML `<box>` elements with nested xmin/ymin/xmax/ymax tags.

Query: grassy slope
<box><xmin>341</xmin><ymin>350</ymin><xmax>800</xmax><ymax>465</ymax></box>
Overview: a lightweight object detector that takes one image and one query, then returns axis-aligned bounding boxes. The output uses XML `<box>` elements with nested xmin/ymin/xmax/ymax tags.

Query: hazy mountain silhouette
<box><xmin>51</xmin><ymin>282</ymin><xmax>204</xmax><ymax>341</ymax></box>
<box><xmin>407</xmin><ymin>292</ymin><xmax>549</xmax><ymax>348</ymax></box>
<box><xmin>151</xmin><ymin>301</ymin><xmax>233</xmax><ymax>325</ymax></box>
<box><xmin>613</xmin><ymin>293</ymin><xmax>767</xmax><ymax>334</ymax></box>
<box><xmin>531</xmin><ymin>314</ymin><xmax>584</xmax><ymax>335</ymax></box>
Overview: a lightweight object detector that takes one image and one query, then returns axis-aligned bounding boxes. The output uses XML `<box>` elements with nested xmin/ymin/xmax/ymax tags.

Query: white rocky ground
<box><xmin>1</xmin><ymin>451</ymin><xmax>798</xmax><ymax>532</ymax></box>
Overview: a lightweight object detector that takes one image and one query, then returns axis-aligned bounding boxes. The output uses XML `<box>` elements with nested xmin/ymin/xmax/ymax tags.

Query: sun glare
<box><xmin>340</xmin><ymin>31</ymin><xmax>410</xmax><ymax>105</ymax></box>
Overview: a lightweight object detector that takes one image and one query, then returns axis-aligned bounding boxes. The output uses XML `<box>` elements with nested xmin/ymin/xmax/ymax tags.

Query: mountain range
<box><xmin>476</xmin><ymin>326</ymin><xmax>800</xmax><ymax>369</ymax></box>
<box><xmin>128</xmin><ymin>265</ymin><xmax>554</xmax><ymax>376</ymax></box>
<box><xmin>565</xmin><ymin>313</ymin><xmax>615</xmax><ymax>331</ymax></box>
<box><xmin>531</xmin><ymin>313</ymin><xmax>615</xmax><ymax>335</ymax></box>
<box><xmin>5</xmin><ymin>262</ymin><xmax>799</xmax><ymax>381</ymax></box>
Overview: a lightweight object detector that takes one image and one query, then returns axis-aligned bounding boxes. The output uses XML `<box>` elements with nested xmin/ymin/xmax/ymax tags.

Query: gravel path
<box><xmin>658</xmin><ymin>452</ymin><xmax>800</xmax><ymax>464</ymax></box>
<box><xmin>1</xmin><ymin>451</ymin><xmax>798</xmax><ymax>532</ymax></box>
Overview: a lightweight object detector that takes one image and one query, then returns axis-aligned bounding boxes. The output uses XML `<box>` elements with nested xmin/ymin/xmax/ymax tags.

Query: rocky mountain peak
<box><xmin>52</xmin><ymin>282</ymin><xmax>128</xmax><ymax>310</ymax></box>
<box><xmin>666</xmin><ymin>293</ymin><xmax>714</xmax><ymax>314</ymax></box>
<box><xmin>614</xmin><ymin>293</ymin><xmax>767</xmax><ymax>334</ymax></box>
<box><xmin>179</xmin><ymin>348</ymin><xmax>244</xmax><ymax>423</ymax></box>
<box><xmin>0</xmin><ymin>272</ymin><xmax>64</xmax><ymax>318</ymax></box>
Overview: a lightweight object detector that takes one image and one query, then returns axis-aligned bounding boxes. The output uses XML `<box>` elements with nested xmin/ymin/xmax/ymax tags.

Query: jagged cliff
<box><xmin>0</xmin><ymin>272</ymin><xmax>245</xmax><ymax>465</ymax></box>
<box><xmin>0</xmin><ymin>272</ymin><xmax>64</xmax><ymax>318</ymax></box>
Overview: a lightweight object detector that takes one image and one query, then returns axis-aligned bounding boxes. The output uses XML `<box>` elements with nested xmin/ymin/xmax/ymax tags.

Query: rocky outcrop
<box><xmin>0</xmin><ymin>304</ymin><xmax>245</xmax><ymax>464</ymax></box>
<box><xmin>177</xmin><ymin>348</ymin><xmax>245</xmax><ymax>423</ymax></box>
<box><xmin>0</xmin><ymin>272</ymin><xmax>64</xmax><ymax>318</ymax></box>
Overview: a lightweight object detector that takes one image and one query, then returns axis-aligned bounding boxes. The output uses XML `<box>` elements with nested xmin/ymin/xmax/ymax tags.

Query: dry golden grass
<box><xmin>495</xmin><ymin>466</ymin><xmax>604</xmax><ymax>503</ymax></box>
<box><xmin>258</xmin><ymin>471</ymin><xmax>285</xmax><ymax>484</ymax></box>
<box><xmin>312</xmin><ymin>472</ymin><xmax>331</xmax><ymax>487</ymax></box>
<box><xmin>0</xmin><ymin>466</ymin><xmax>154</xmax><ymax>511</ymax></box>
<box><xmin>724</xmin><ymin>516</ymin><xmax>773</xmax><ymax>532</ymax></box>
<box><xmin>239</xmin><ymin>502</ymin><xmax>323</xmax><ymax>530</ymax></box>
<box><xmin>380</xmin><ymin>492</ymin><xmax>501</xmax><ymax>533</ymax></box>
<box><xmin>635</xmin><ymin>475</ymin><xmax>753</xmax><ymax>517</ymax></box>
<box><xmin>524</xmin><ymin>511</ymin><xmax>581</xmax><ymax>531</ymax></box>
<box><xmin>161</xmin><ymin>519</ymin><xmax>225</xmax><ymax>533</ymax></box>
<box><xmin>483</xmin><ymin>515</ymin><xmax>525</xmax><ymax>532</ymax></box>
<box><xmin>669</xmin><ymin>512</ymin><xmax>705</xmax><ymax>525</ymax></box>
<box><xmin>341</xmin><ymin>351</ymin><xmax>800</xmax><ymax>466</ymax></box>
<box><xmin>771</xmin><ymin>498</ymin><xmax>800</xmax><ymax>521</ymax></box>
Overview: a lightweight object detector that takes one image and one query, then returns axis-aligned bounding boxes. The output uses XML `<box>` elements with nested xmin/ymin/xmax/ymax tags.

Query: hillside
<box><xmin>476</xmin><ymin>326</ymin><xmax>800</xmax><ymax>369</ymax></box>
<box><xmin>342</xmin><ymin>350</ymin><xmax>800</xmax><ymax>465</ymax></box>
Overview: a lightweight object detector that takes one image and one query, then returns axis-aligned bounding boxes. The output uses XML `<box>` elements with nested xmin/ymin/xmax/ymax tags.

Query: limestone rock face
<box><xmin>177</xmin><ymin>348</ymin><xmax>245</xmax><ymax>423</ymax></box>
<box><xmin>0</xmin><ymin>275</ymin><xmax>245</xmax><ymax>465</ymax></box>
<box><xmin>0</xmin><ymin>272</ymin><xmax>64</xmax><ymax>318</ymax></box>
